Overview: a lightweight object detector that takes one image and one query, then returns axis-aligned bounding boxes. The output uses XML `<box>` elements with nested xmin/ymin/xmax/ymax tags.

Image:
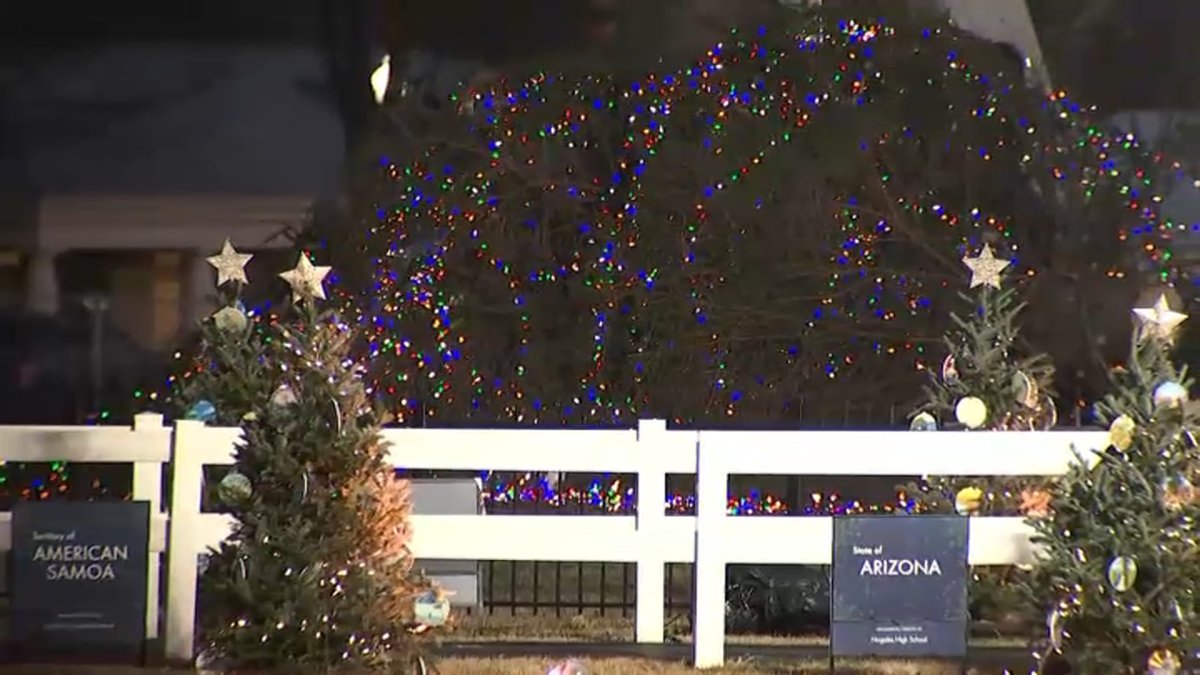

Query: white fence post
<box><xmin>131</xmin><ymin>413</ymin><xmax>167</xmax><ymax>641</ymax></box>
<box><xmin>635</xmin><ymin>419</ymin><xmax>667</xmax><ymax>644</ymax></box>
<box><xmin>164</xmin><ymin>420</ymin><xmax>206</xmax><ymax>664</ymax></box>
<box><xmin>692</xmin><ymin>432</ymin><xmax>726</xmax><ymax>668</ymax></box>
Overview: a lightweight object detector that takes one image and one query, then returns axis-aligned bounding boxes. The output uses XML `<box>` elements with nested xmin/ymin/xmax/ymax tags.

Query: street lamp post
<box><xmin>81</xmin><ymin>294</ymin><xmax>110</xmax><ymax>414</ymax></box>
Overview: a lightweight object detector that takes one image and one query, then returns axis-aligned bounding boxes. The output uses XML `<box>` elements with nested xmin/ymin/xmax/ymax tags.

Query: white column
<box><xmin>180</xmin><ymin>250</ymin><xmax>214</xmax><ymax>332</ymax></box>
<box><xmin>25</xmin><ymin>249</ymin><xmax>61</xmax><ymax>315</ymax></box>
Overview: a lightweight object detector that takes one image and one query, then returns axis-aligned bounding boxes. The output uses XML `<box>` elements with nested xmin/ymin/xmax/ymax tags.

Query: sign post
<box><xmin>11</xmin><ymin>501</ymin><xmax>150</xmax><ymax>663</ymax></box>
<box><xmin>830</xmin><ymin>515</ymin><xmax>969</xmax><ymax>671</ymax></box>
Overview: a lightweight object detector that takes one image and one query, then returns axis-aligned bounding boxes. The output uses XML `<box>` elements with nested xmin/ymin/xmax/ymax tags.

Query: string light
<box><xmin>478</xmin><ymin>472</ymin><xmax>915</xmax><ymax>516</ymax></box>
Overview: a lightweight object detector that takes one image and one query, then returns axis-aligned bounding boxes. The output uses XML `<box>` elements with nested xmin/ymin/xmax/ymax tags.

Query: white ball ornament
<box><xmin>270</xmin><ymin>385</ymin><xmax>298</xmax><ymax>408</ymax></box>
<box><xmin>954</xmin><ymin>396</ymin><xmax>988</xmax><ymax>429</ymax></box>
<box><xmin>1153</xmin><ymin>381</ymin><xmax>1188</xmax><ymax>408</ymax></box>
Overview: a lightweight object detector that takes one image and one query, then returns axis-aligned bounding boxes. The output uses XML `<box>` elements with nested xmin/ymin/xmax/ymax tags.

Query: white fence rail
<box><xmin>0</xmin><ymin>416</ymin><xmax>1108</xmax><ymax>669</ymax></box>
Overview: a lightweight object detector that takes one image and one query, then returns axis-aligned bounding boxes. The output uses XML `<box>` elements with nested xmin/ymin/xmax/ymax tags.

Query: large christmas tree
<box><xmin>1022</xmin><ymin>292</ymin><xmax>1200</xmax><ymax>674</ymax></box>
<box><xmin>901</xmin><ymin>242</ymin><xmax>1056</xmax><ymax>627</ymax></box>
<box><xmin>319</xmin><ymin>2</ymin><xmax>1188</xmax><ymax>429</ymax></box>
<box><xmin>180</xmin><ymin>243</ymin><xmax>426</xmax><ymax>671</ymax></box>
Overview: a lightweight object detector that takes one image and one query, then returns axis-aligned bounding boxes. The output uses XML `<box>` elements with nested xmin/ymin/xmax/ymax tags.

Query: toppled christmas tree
<box><xmin>319</xmin><ymin>2</ymin><xmax>1188</xmax><ymax>428</ymax></box>
<box><xmin>184</xmin><ymin>242</ymin><xmax>427</xmax><ymax>671</ymax></box>
<box><xmin>901</xmin><ymin>243</ymin><xmax>1057</xmax><ymax>628</ymax></box>
<box><xmin>1022</xmin><ymin>292</ymin><xmax>1200</xmax><ymax>674</ymax></box>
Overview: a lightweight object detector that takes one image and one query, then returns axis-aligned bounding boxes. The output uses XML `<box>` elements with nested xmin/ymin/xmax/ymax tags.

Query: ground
<box><xmin>0</xmin><ymin>661</ymin><xmax>1001</xmax><ymax>674</ymax></box>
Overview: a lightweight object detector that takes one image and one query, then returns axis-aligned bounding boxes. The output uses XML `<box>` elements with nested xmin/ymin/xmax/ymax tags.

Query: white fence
<box><xmin>0</xmin><ymin>415</ymin><xmax>1107</xmax><ymax>669</ymax></box>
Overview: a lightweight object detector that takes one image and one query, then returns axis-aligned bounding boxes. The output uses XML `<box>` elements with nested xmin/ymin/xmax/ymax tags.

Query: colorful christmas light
<box><xmin>349</xmin><ymin>12</ymin><xmax>1194</xmax><ymax>429</ymax></box>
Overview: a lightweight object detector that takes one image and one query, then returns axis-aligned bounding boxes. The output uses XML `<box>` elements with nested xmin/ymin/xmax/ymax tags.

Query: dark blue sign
<box><xmin>831</xmin><ymin>515</ymin><xmax>969</xmax><ymax>658</ymax></box>
<box><xmin>11</xmin><ymin>501</ymin><xmax>150</xmax><ymax>662</ymax></box>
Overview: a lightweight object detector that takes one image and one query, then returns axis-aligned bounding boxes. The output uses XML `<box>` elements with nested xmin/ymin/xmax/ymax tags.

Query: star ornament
<box><xmin>206</xmin><ymin>239</ymin><xmax>253</xmax><ymax>287</ymax></box>
<box><xmin>962</xmin><ymin>244</ymin><xmax>1011</xmax><ymax>289</ymax></box>
<box><xmin>1133</xmin><ymin>293</ymin><xmax>1188</xmax><ymax>343</ymax></box>
<box><xmin>279</xmin><ymin>254</ymin><xmax>332</xmax><ymax>303</ymax></box>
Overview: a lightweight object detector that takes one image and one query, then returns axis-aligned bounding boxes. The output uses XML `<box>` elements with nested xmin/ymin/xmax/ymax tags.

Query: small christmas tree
<box><xmin>902</xmin><ymin>243</ymin><xmax>1057</xmax><ymax>627</ymax></box>
<box><xmin>188</xmin><ymin>244</ymin><xmax>426</xmax><ymax>672</ymax></box>
<box><xmin>1022</xmin><ymin>292</ymin><xmax>1200</xmax><ymax>674</ymax></box>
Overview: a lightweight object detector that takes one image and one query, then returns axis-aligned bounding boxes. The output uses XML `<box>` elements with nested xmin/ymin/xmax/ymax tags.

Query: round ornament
<box><xmin>1148</xmin><ymin>648</ymin><xmax>1181</xmax><ymax>675</ymax></box>
<box><xmin>1108</xmin><ymin>415</ymin><xmax>1136</xmax><ymax>452</ymax></box>
<box><xmin>1154</xmin><ymin>381</ymin><xmax>1188</xmax><ymax>409</ymax></box>
<box><xmin>1161</xmin><ymin>475</ymin><xmax>1195</xmax><ymax>512</ymax></box>
<box><xmin>218</xmin><ymin>471</ymin><xmax>253</xmax><ymax>504</ymax></box>
<box><xmin>954</xmin><ymin>396</ymin><xmax>988</xmax><ymax>429</ymax></box>
<box><xmin>270</xmin><ymin>385</ymin><xmax>297</xmax><ymax>408</ymax></box>
<box><xmin>185</xmin><ymin>399</ymin><xmax>217</xmax><ymax>424</ymax></box>
<box><xmin>1036</xmin><ymin>399</ymin><xmax>1058</xmax><ymax>430</ymax></box>
<box><xmin>413</xmin><ymin>590</ymin><xmax>451</xmax><ymax>628</ymax></box>
<box><xmin>1106</xmin><ymin>556</ymin><xmax>1138</xmax><ymax>592</ymax></box>
<box><xmin>954</xmin><ymin>486</ymin><xmax>984</xmax><ymax>516</ymax></box>
<box><xmin>1013</xmin><ymin>370</ymin><xmax>1039</xmax><ymax>409</ymax></box>
<box><xmin>211</xmin><ymin>306</ymin><xmax>248</xmax><ymax>334</ymax></box>
<box><xmin>941</xmin><ymin>355</ymin><xmax>959</xmax><ymax>385</ymax></box>
<box><xmin>546</xmin><ymin>659</ymin><xmax>586</xmax><ymax>675</ymax></box>
<box><xmin>909</xmin><ymin>412</ymin><xmax>938</xmax><ymax>432</ymax></box>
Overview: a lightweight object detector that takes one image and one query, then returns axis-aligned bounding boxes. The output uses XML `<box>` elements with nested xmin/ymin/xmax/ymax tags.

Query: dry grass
<box><xmin>448</xmin><ymin>612</ymin><xmax>1023</xmax><ymax>648</ymax></box>
<box><xmin>0</xmin><ymin>656</ymin><xmax>986</xmax><ymax>675</ymax></box>
<box><xmin>433</xmin><ymin>656</ymin><xmax>973</xmax><ymax>674</ymax></box>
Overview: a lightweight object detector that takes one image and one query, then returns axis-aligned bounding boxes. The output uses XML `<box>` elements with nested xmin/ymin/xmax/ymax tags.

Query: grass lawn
<box><xmin>447</xmin><ymin>612</ymin><xmax>1025</xmax><ymax>649</ymax></box>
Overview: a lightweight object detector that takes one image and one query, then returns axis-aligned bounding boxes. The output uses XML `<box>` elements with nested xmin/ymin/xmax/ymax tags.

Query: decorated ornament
<box><xmin>1020</xmin><ymin>488</ymin><xmax>1052</xmax><ymax>518</ymax></box>
<box><xmin>271</xmin><ymin>386</ymin><xmax>298</xmax><ymax>408</ymax></box>
<box><xmin>1012</xmin><ymin>370</ymin><xmax>1039</xmax><ymax>409</ymax></box>
<box><xmin>1106</xmin><ymin>556</ymin><xmax>1138</xmax><ymax>592</ymax></box>
<box><xmin>413</xmin><ymin>589</ymin><xmax>452</xmax><ymax>627</ymax></box>
<box><xmin>211</xmin><ymin>306</ymin><xmax>248</xmax><ymax>334</ymax></box>
<box><xmin>1046</xmin><ymin>607</ymin><xmax>1064</xmax><ymax>652</ymax></box>
<box><xmin>954</xmin><ymin>396</ymin><xmax>988</xmax><ymax>429</ymax></box>
<box><xmin>546</xmin><ymin>659</ymin><xmax>587</xmax><ymax>675</ymax></box>
<box><xmin>940</xmin><ymin>355</ymin><xmax>959</xmax><ymax>385</ymax></box>
<box><xmin>206</xmin><ymin>239</ymin><xmax>253</xmax><ymax>287</ymax></box>
<box><xmin>218</xmin><ymin>471</ymin><xmax>253</xmax><ymax>504</ymax></box>
<box><xmin>1108</xmin><ymin>415</ymin><xmax>1136</xmax><ymax>452</ymax></box>
<box><xmin>1133</xmin><ymin>293</ymin><xmax>1188</xmax><ymax>343</ymax></box>
<box><xmin>1161</xmin><ymin>475</ymin><xmax>1196</xmax><ymax>512</ymax></box>
<box><xmin>954</xmin><ymin>486</ymin><xmax>984</xmax><ymax>516</ymax></box>
<box><xmin>185</xmin><ymin>400</ymin><xmax>217</xmax><ymax>424</ymax></box>
<box><xmin>1147</xmin><ymin>648</ymin><xmax>1181</xmax><ymax>675</ymax></box>
<box><xmin>1153</xmin><ymin>381</ymin><xmax>1188</xmax><ymax>409</ymax></box>
<box><xmin>235</xmin><ymin>556</ymin><xmax>249</xmax><ymax>581</ymax></box>
<box><xmin>1035</xmin><ymin>399</ymin><xmax>1058</xmax><ymax>430</ymax></box>
<box><xmin>909</xmin><ymin>412</ymin><xmax>938</xmax><ymax>431</ymax></box>
<box><xmin>279</xmin><ymin>254</ymin><xmax>332</xmax><ymax>302</ymax></box>
<box><xmin>962</xmin><ymin>244</ymin><xmax>1010</xmax><ymax>289</ymax></box>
